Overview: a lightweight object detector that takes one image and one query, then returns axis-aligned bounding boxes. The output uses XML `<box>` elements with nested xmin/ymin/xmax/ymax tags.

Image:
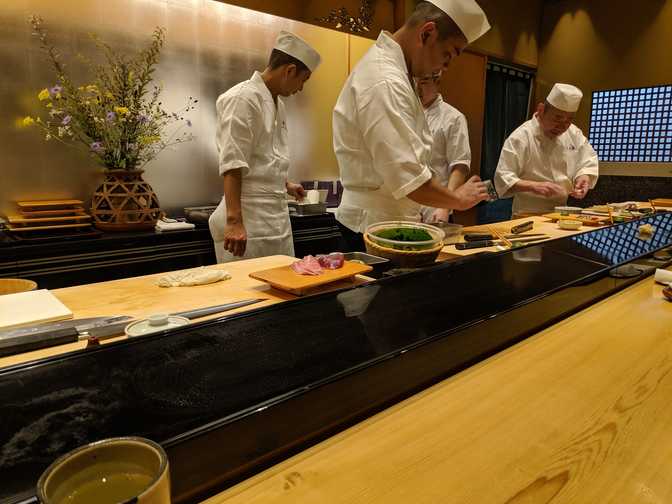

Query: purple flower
<box><xmin>49</xmin><ymin>85</ymin><xmax>62</xmax><ymax>97</ymax></box>
<box><xmin>138</xmin><ymin>113</ymin><xmax>149</xmax><ymax>124</ymax></box>
<box><xmin>106</xmin><ymin>111</ymin><xmax>116</xmax><ymax>122</ymax></box>
<box><xmin>186</xmin><ymin>119</ymin><xmax>192</xmax><ymax>127</ymax></box>
<box><xmin>90</xmin><ymin>141</ymin><xmax>104</xmax><ymax>154</ymax></box>
<box><xmin>61</xmin><ymin>115</ymin><xmax>71</xmax><ymax>126</ymax></box>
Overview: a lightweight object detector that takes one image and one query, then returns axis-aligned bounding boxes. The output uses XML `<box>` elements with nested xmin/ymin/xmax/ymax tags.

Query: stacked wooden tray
<box><xmin>5</xmin><ymin>200</ymin><xmax>92</xmax><ymax>233</ymax></box>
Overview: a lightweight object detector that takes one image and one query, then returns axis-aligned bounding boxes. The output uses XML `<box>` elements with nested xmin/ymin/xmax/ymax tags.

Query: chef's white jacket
<box><xmin>208</xmin><ymin>71</ymin><xmax>294</xmax><ymax>263</ymax></box>
<box><xmin>334</xmin><ymin>31</ymin><xmax>433</xmax><ymax>233</ymax></box>
<box><xmin>421</xmin><ymin>95</ymin><xmax>471</xmax><ymax>221</ymax></box>
<box><xmin>494</xmin><ymin>115</ymin><xmax>599</xmax><ymax>215</ymax></box>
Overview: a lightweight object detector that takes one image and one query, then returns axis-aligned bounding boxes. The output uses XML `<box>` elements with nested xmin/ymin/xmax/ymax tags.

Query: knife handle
<box><xmin>464</xmin><ymin>233</ymin><xmax>494</xmax><ymax>242</ymax></box>
<box><xmin>455</xmin><ymin>240</ymin><xmax>495</xmax><ymax>250</ymax></box>
<box><xmin>511</xmin><ymin>220</ymin><xmax>534</xmax><ymax>234</ymax></box>
<box><xmin>0</xmin><ymin>327</ymin><xmax>79</xmax><ymax>358</ymax></box>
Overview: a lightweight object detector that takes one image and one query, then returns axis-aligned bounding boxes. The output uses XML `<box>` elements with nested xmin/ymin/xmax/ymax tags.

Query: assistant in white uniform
<box><xmin>416</xmin><ymin>72</ymin><xmax>471</xmax><ymax>223</ymax></box>
<box><xmin>209</xmin><ymin>32</ymin><xmax>321</xmax><ymax>263</ymax></box>
<box><xmin>334</xmin><ymin>0</ymin><xmax>491</xmax><ymax>251</ymax></box>
<box><xmin>494</xmin><ymin>83</ymin><xmax>599</xmax><ymax>216</ymax></box>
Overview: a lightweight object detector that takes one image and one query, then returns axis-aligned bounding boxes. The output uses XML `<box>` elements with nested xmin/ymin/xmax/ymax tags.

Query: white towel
<box><xmin>654</xmin><ymin>269</ymin><xmax>672</xmax><ymax>285</ymax></box>
<box><xmin>157</xmin><ymin>267</ymin><xmax>231</xmax><ymax>287</ymax></box>
<box><xmin>155</xmin><ymin>218</ymin><xmax>196</xmax><ymax>232</ymax></box>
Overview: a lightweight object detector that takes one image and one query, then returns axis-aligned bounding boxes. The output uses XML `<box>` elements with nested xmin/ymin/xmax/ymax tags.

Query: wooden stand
<box><xmin>90</xmin><ymin>169</ymin><xmax>161</xmax><ymax>232</ymax></box>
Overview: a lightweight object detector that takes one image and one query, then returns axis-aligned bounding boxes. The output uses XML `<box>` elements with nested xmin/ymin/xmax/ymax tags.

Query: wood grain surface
<box><xmin>0</xmin><ymin>255</ymin><xmax>371</xmax><ymax>368</ymax></box>
<box><xmin>204</xmin><ymin>271</ymin><xmax>672</xmax><ymax>504</ymax></box>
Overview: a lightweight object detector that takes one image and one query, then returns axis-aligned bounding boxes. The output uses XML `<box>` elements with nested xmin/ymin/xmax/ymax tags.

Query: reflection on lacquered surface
<box><xmin>1</xmin><ymin>215</ymin><xmax>672</xmax><ymax>502</ymax></box>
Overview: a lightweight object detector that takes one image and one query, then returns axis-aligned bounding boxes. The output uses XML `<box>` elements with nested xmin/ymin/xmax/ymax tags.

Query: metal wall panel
<box><xmin>0</xmin><ymin>0</ymin><xmax>348</xmax><ymax>216</ymax></box>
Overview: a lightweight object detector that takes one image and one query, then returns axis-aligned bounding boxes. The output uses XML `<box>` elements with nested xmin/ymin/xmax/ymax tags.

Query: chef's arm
<box><xmin>447</xmin><ymin>164</ymin><xmax>469</xmax><ymax>191</ymax></box>
<box><xmin>407</xmin><ymin>175</ymin><xmax>487</xmax><ymax>211</ymax></box>
<box><xmin>222</xmin><ymin>169</ymin><xmax>247</xmax><ymax>257</ymax></box>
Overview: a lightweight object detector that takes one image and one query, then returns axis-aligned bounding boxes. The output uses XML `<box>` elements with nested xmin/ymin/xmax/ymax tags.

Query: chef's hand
<box><xmin>224</xmin><ymin>218</ymin><xmax>247</xmax><ymax>257</ymax></box>
<box><xmin>453</xmin><ymin>175</ymin><xmax>489</xmax><ymax>210</ymax></box>
<box><xmin>530</xmin><ymin>181</ymin><xmax>566</xmax><ymax>198</ymax></box>
<box><xmin>286</xmin><ymin>182</ymin><xmax>306</xmax><ymax>201</ymax></box>
<box><xmin>570</xmin><ymin>175</ymin><xmax>591</xmax><ymax>199</ymax></box>
<box><xmin>429</xmin><ymin>208</ymin><xmax>451</xmax><ymax>223</ymax></box>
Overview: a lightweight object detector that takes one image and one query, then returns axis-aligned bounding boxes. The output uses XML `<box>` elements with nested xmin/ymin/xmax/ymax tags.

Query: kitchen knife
<box><xmin>0</xmin><ymin>315</ymin><xmax>134</xmax><ymax>358</ymax></box>
<box><xmin>0</xmin><ymin>299</ymin><xmax>265</xmax><ymax>358</ymax></box>
<box><xmin>86</xmin><ymin>298</ymin><xmax>268</xmax><ymax>339</ymax></box>
<box><xmin>463</xmin><ymin>233</ymin><xmax>548</xmax><ymax>242</ymax></box>
<box><xmin>455</xmin><ymin>236</ymin><xmax>548</xmax><ymax>250</ymax></box>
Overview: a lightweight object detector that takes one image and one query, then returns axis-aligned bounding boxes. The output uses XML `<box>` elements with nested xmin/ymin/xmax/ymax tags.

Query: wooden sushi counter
<box><xmin>1</xmin><ymin>213</ymin><xmax>671</xmax><ymax>504</ymax></box>
<box><xmin>0</xmin><ymin>216</ymin><xmax>572</xmax><ymax>369</ymax></box>
<box><xmin>205</xmin><ymin>260</ymin><xmax>672</xmax><ymax>504</ymax></box>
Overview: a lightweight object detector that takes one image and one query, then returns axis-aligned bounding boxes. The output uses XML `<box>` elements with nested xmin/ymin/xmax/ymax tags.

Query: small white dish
<box><xmin>125</xmin><ymin>314</ymin><xmax>190</xmax><ymax>337</ymax></box>
<box><xmin>558</xmin><ymin>219</ymin><xmax>582</xmax><ymax>230</ymax></box>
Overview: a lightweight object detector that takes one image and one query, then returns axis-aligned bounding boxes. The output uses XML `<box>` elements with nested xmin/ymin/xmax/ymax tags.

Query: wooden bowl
<box><xmin>364</xmin><ymin>233</ymin><xmax>443</xmax><ymax>268</ymax></box>
<box><xmin>0</xmin><ymin>278</ymin><xmax>38</xmax><ymax>295</ymax></box>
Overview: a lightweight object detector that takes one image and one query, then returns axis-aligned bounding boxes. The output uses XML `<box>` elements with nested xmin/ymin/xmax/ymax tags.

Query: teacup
<box><xmin>37</xmin><ymin>437</ymin><xmax>170</xmax><ymax>504</ymax></box>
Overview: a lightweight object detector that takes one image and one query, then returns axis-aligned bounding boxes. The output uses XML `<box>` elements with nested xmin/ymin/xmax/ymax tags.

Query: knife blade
<box><xmin>84</xmin><ymin>298</ymin><xmax>267</xmax><ymax>339</ymax></box>
<box><xmin>0</xmin><ymin>299</ymin><xmax>267</xmax><ymax>358</ymax></box>
<box><xmin>463</xmin><ymin>233</ymin><xmax>548</xmax><ymax>242</ymax></box>
<box><xmin>455</xmin><ymin>236</ymin><xmax>548</xmax><ymax>250</ymax></box>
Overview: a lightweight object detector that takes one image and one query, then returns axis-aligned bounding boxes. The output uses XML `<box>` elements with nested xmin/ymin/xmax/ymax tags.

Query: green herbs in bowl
<box><xmin>374</xmin><ymin>227</ymin><xmax>433</xmax><ymax>242</ymax></box>
<box><xmin>367</xmin><ymin>222</ymin><xmax>443</xmax><ymax>251</ymax></box>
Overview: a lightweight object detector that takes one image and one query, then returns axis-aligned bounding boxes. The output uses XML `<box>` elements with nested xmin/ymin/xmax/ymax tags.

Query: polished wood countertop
<box><xmin>0</xmin><ymin>216</ymin><xmax>586</xmax><ymax>369</ymax></box>
<box><xmin>0</xmin><ymin>255</ymin><xmax>367</xmax><ymax>368</ymax></box>
<box><xmin>205</xmin><ymin>269</ymin><xmax>672</xmax><ymax>504</ymax></box>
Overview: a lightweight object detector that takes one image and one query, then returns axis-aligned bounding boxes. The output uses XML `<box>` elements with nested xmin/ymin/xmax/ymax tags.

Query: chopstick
<box><xmin>488</xmin><ymin>225</ymin><xmax>512</xmax><ymax>248</ymax></box>
<box><xmin>649</xmin><ymin>199</ymin><xmax>657</xmax><ymax>213</ymax></box>
<box><xmin>607</xmin><ymin>206</ymin><xmax>614</xmax><ymax>225</ymax></box>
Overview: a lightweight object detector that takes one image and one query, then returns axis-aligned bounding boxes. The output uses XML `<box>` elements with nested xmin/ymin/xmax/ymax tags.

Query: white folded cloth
<box><xmin>155</xmin><ymin>217</ymin><xmax>196</xmax><ymax>232</ymax></box>
<box><xmin>654</xmin><ymin>269</ymin><xmax>672</xmax><ymax>285</ymax></box>
<box><xmin>157</xmin><ymin>267</ymin><xmax>231</xmax><ymax>287</ymax></box>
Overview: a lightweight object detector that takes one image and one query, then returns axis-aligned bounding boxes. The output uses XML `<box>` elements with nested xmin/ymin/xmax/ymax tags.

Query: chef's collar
<box><xmin>251</xmin><ymin>71</ymin><xmax>274</xmax><ymax>104</ymax></box>
<box><xmin>376</xmin><ymin>31</ymin><xmax>410</xmax><ymax>78</ymax></box>
<box><xmin>425</xmin><ymin>93</ymin><xmax>444</xmax><ymax>112</ymax></box>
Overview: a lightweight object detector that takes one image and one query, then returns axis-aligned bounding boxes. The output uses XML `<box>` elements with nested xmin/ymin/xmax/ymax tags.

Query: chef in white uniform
<box><xmin>494</xmin><ymin>83</ymin><xmax>599</xmax><ymax>216</ymax></box>
<box><xmin>416</xmin><ymin>71</ymin><xmax>471</xmax><ymax>224</ymax></box>
<box><xmin>333</xmin><ymin>0</ymin><xmax>491</xmax><ymax>251</ymax></box>
<box><xmin>209</xmin><ymin>32</ymin><xmax>321</xmax><ymax>262</ymax></box>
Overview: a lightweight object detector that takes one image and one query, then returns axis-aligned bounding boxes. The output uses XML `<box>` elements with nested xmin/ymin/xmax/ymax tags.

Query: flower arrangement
<box><xmin>22</xmin><ymin>16</ymin><xmax>196</xmax><ymax>171</ymax></box>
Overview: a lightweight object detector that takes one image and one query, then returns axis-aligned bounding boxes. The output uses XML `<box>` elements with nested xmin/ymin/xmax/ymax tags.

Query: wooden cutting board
<box><xmin>6</xmin><ymin>223</ymin><xmax>92</xmax><ymax>232</ymax></box>
<box><xmin>651</xmin><ymin>198</ymin><xmax>672</xmax><ymax>208</ymax></box>
<box><xmin>250</xmin><ymin>261</ymin><xmax>373</xmax><ymax>296</ymax></box>
<box><xmin>19</xmin><ymin>207</ymin><xmax>85</xmax><ymax>217</ymax></box>
<box><xmin>16</xmin><ymin>199</ymin><xmax>83</xmax><ymax>209</ymax></box>
<box><xmin>7</xmin><ymin>214</ymin><xmax>91</xmax><ymax>224</ymax></box>
<box><xmin>542</xmin><ymin>213</ymin><xmax>610</xmax><ymax>226</ymax></box>
<box><xmin>0</xmin><ymin>289</ymin><xmax>73</xmax><ymax>330</ymax></box>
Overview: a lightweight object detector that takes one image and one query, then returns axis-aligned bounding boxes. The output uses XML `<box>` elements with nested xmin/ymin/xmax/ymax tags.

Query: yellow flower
<box><xmin>21</xmin><ymin>116</ymin><xmax>35</xmax><ymax>127</ymax></box>
<box><xmin>38</xmin><ymin>88</ymin><xmax>50</xmax><ymax>101</ymax></box>
<box><xmin>114</xmin><ymin>106</ymin><xmax>130</xmax><ymax>116</ymax></box>
<box><xmin>104</xmin><ymin>91</ymin><xmax>113</xmax><ymax>99</ymax></box>
<box><xmin>46</xmin><ymin>102</ymin><xmax>53</xmax><ymax>108</ymax></box>
<box><xmin>139</xmin><ymin>135</ymin><xmax>161</xmax><ymax>145</ymax></box>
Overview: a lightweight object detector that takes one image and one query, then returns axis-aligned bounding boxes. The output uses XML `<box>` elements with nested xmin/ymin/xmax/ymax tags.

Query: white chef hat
<box><xmin>426</xmin><ymin>0</ymin><xmax>490</xmax><ymax>44</ymax></box>
<box><xmin>547</xmin><ymin>83</ymin><xmax>583</xmax><ymax>113</ymax></box>
<box><xmin>273</xmin><ymin>31</ymin><xmax>321</xmax><ymax>73</ymax></box>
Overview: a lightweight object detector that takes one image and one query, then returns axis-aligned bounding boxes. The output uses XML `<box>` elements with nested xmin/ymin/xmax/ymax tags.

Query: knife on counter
<box><xmin>463</xmin><ymin>233</ymin><xmax>548</xmax><ymax>242</ymax></box>
<box><xmin>455</xmin><ymin>236</ymin><xmax>549</xmax><ymax>250</ymax></box>
<box><xmin>0</xmin><ymin>298</ymin><xmax>265</xmax><ymax>358</ymax></box>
